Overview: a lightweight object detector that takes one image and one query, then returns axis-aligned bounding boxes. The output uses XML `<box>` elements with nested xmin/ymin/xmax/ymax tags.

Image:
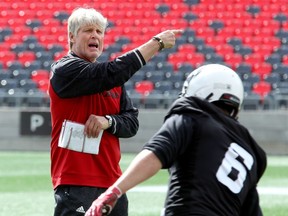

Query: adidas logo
<box><xmin>76</xmin><ymin>206</ymin><xmax>85</xmax><ymax>213</ymax></box>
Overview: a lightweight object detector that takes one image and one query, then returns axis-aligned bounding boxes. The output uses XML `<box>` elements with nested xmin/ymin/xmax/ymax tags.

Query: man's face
<box><xmin>70</xmin><ymin>24</ymin><xmax>104</xmax><ymax>62</ymax></box>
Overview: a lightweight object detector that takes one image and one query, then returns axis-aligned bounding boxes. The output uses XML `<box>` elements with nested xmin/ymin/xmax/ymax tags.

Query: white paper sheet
<box><xmin>58</xmin><ymin>120</ymin><xmax>103</xmax><ymax>154</ymax></box>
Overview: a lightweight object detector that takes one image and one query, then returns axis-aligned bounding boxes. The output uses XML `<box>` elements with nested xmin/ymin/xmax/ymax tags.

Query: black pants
<box><xmin>54</xmin><ymin>185</ymin><xmax>128</xmax><ymax>216</ymax></box>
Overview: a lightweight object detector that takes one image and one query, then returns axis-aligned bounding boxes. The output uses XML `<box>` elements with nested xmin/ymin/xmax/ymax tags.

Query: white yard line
<box><xmin>258</xmin><ymin>187</ymin><xmax>288</xmax><ymax>195</ymax></box>
<box><xmin>130</xmin><ymin>185</ymin><xmax>288</xmax><ymax>195</ymax></box>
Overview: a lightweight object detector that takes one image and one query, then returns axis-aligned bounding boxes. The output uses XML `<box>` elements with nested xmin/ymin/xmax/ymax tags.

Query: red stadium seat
<box><xmin>244</xmin><ymin>54</ymin><xmax>264</xmax><ymax>65</ymax></box>
<box><xmin>167</xmin><ymin>52</ymin><xmax>194</xmax><ymax>69</ymax></box>
<box><xmin>17</xmin><ymin>51</ymin><xmax>36</xmax><ymax>64</ymax></box>
<box><xmin>195</xmin><ymin>27</ymin><xmax>215</xmax><ymax>38</ymax></box>
<box><xmin>216</xmin><ymin>27</ymin><xmax>235</xmax><ymax>38</ymax></box>
<box><xmin>31</xmin><ymin>70</ymin><xmax>50</xmax><ymax>83</ymax></box>
<box><xmin>0</xmin><ymin>43</ymin><xmax>11</xmax><ymax>52</ymax></box>
<box><xmin>189</xmin><ymin>20</ymin><xmax>208</xmax><ymax>29</ymax></box>
<box><xmin>4</xmin><ymin>35</ymin><xmax>23</xmax><ymax>46</ymax></box>
<box><xmin>38</xmin><ymin>79</ymin><xmax>50</xmax><ymax>93</ymax></box>
<box><xmin>205</xmin><ymin>36</ymin><xmax>226</xmax><ymax>47</ymax></box>
<box><xmin>187</xmin><ymin>53</ymin><xmax>205</xmax><ymax>67</ymax></box>
<box><xmin>177</xmin><ymin>44</ymin><xmax>196</xmax><ymax>53</ymax></box>
<box><xmin>252</xmin><ymin>63</ymin><xmax>272</xmax><ymax>79</ymax></box>
<box><xmin>252</xmin><ymin>45</ymin><xmax>274</xmax><ymax>58</ymax></box>
<box><xmin>135</xmin><ymin>80</ymin><xmax>154</xmax><ymax>95</ymax></box>
<box><xmin>0</xmin><ymin>52</ymin><xmax>17</xmax><ymax>66</ymax></box>
<box><xmin>252</xmin><ymin>81</ymin><xmax>272</xmax><ymax>98</ymax></box>
<box><xmin>224</xmin><ymin>53</ymin><xmax>243</xmax><ymax>69</ymax></box>
<box><xmin>215</xmin><ymin>44</ymin><xmax>234</xmax><ymax>56</ymax></box>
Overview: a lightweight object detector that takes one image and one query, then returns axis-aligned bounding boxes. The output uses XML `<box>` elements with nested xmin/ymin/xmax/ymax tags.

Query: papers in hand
<box><xmin>58</xmin><ymin>120</ymin><xmax>103</xmax><ymax>154</ymax></box>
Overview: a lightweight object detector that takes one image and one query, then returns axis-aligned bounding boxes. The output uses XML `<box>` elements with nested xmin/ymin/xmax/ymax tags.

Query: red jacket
<box><xmin>49</xmin><ymin>51</ymin><xmax>144</xmax><ymax>189</ymax></box>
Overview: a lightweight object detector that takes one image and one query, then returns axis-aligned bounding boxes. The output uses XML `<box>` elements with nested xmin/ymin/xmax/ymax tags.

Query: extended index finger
<box><xmin>171</xmin><ymin>29</ymin><xmax>184</xmax><ymax>35</ymax></box>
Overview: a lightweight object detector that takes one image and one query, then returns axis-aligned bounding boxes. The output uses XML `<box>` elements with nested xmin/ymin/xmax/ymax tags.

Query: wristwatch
<box><xmin>105</xmin><ymin>115</ymin><xmax>113</xmax><ymax>128</ymax></box>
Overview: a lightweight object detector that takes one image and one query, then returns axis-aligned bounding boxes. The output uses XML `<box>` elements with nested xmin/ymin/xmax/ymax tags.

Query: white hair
<box><xmin>67</xmin><ymin>7</ymin><xmax>108</xmax><ymax>50</ymax></box>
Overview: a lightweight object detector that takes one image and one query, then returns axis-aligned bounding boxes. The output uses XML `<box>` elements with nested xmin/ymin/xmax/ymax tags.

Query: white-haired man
<box><xmin>49</xmin><ymin>7</ymin><xmax>182</xmax><ymax>216</ymax></box>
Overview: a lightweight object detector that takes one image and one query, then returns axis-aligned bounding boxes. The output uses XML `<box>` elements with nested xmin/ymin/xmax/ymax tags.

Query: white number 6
<box><xmin>216</xmin><ymin>143</ymin><xmax>254</xmax><ymax>193</ymax></box>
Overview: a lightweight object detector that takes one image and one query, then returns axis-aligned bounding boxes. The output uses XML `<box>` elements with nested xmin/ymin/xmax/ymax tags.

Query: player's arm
<box><xmin>85</xmin><ymin>149</ymin><xmax>162</xmax><ymax>216</ymax></box>
<box><xmin>115</xmin><ymin>149</ymin><xmax>162</xmax><ymax>191</ymax></box>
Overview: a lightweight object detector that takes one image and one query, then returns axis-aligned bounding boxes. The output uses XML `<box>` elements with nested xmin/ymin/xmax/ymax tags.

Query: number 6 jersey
<box><xmin>143</xmin><ymin>96</ymin><xmax>267</xmax><ymax>216</ymax></box>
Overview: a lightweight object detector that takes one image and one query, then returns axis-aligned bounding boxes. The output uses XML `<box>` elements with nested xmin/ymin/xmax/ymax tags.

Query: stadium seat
<box><xmin>124</xmin><ymin>80</ymin><xmax>134</xmax><ymax>92</ymax></box>
<box><xmin>243</xmin><ymin>81</ymin><xmax>253</xmax><ymax>93</ymax></box>
<box><xmin>196</xmin><ymin>45</ymin><xmax>215</xmax><ymax>55</ymax></box>
<box><xmin>0</xmin><ymin>43</ymin><xmax>11</xmax><ymax>52</ymax></box>
<box><xmin>24</xmin><ymin>61</ymin><xmax>42</xmax><ymax>71</ymax></box>
<box><xmin>4</xmin><ymin>88</ymin><xmax>27</xmax><ymax>107</ymax></box>
<box><xmin>19</xmin><ymin>79</ymin><xmax>38</xmax><ymax>92</ymax></box>
<box><xmin>38</xmin><ymin>79</ymin><xmax>49</xmax><ymax>93</ymax></box>
<box><xmin>154</xmin><ymin>80</ymin><xmax>174</xmax><ymax>94</ymax></box>
<box><xmin>126</xmin><ymin>89</ymin><xmax>143</xmax><ymax>108</ymax></box>
<box><xmin>205</xmin><ymin>53</ymin><xmax>224</xmax><ymax>64</ymax></box>
<box><xmin>25</xmin><ymin>90</ymin><xmax>48</xmax><ymax>107</ymax></box>
<box><xmin>0</xmin><ymin>69</ymin><xmax>12</xmax><ymax>81</ymax></box>
<box><xmin>252</xmin><ymin>63</ymin><xmax>272</xmax><ymax>79</ymax></box>
<box><xmin>31</xmin><ymin>69</ymin><xmax>50</xmax><ymax>83</ymax></box>
<box><xmin>177</xmin><ymin>44</ymin><xmax>196</xmax><ymax>53</ymax></box>
<box><xmin>130</xmin><ymin>71</ymin><xmax>146</xmax><ymax>83</ymax></box>
<box><xmin>187</xmin><ymin>53</ymin><xmax>205</xmax><ymax>67</ymax></box>
<box><xmin>0</xmin><ymin>78</ymin><xmax>19</xmax><ymax>90</ymax></box>
<box><xmin>155</xmin><ymin>62</ymin><xmax>174</xmax><ymax>72</ymax></box>
<box><xmin>0</xmin><ymin>51</ymin><xmax>16</xmax><ymax>64</ymax></box>
<box><xmin>145</xmin><ymin>71</ymin><xmax>165</xmax><ymax>83</ymax></box>
<box><xmin>27</xmin><ymin>43</ymin><xmax>46</xmax><ymax>53</ymax></box>
<box><xmin>227</xmin><ymin>37</ymin><xmax>243</xmax><ymax>47</ymax></box>
<box><xmin>182</xmin><ymin>12</ymin><xmax>198</xmax><ymax>22</ymax></box>
<box><xmin>17</xmin><ymin>51</ymin><xmax>36</xmax><ymax>64</ymax></box>
<box><xmin>10</xmin><ymin>43</ymin><xmax>28</xmax><ymax>53</ymax></box>
<box><xmin>273</xmin><ymin>13</ymin><xmax>287</xmax><ymax>23</ymax></box>
<box><xmin>25</xmin><ymin>19</ymin><xmax>42</xmax><ymax>29</ymax></box>
<box><xmin>164</xmin><ymin>71</ymin><xmax>185</xmax><ymax>82</ymax></box>
<box><xmin>215</xmin><ymin>44</ymin><xmax>234</xmax><ymax>56</ymax></box>
<box><xmin>234</xmin><ymin>45</ymin><xmax>253</xmax><ymax>56</ymax></box>
<box><xmin>6</xmin><ymin>61</ymin><xmax>23</xmax><ymax>71</ymax></box>
<box><xmin>0</xmin><ymin>89</ymin><xmax>6</xmax><ymax>106</ymax></box>
<box><xmin>187</xmin><ymin>37</ymin><xmax>205</xmax><ymax>46</ymax></box>
<box><xmin>135</xmin><ymin>80</ymin><xmax>154</xmax><ymax>95</ymax></box>
<box><xmin>252</xmin><ymin>81</ymin><xmax>272</xmax><ymax>98</ymax></box>
<box><xmin>143</xmin><ymin>90</ymin><xmax>164</xmax><ymax>109</ymax></box>
<box><xmin>11</xmin><ymin>69</ymin><xmax>31</xmax><ymax>80</ymax></box>
<box><xmin>242</xmin><ymin>73</ymin><xmax>261</xmax><ymax>86</ymax></box>
<box><xmin>265</xmin><ymin>54</ymin><xmax>282</xmax><ymax>66</ymax></box>
<box><xmin>167</xmin><ymin>52</ymin><xmax>192</xmax><ymax>68</ymax></box>
<box><xmin>242</xmin><ymin>92</ymin><xmax>262</xmax><ymax>110</ymax></box>
<box><xmin>224</xmin><ymin>53</ymin><xmax>243</xmax><ymax>68</ymax></box>
<box><xmin>176</xmin><ymin>62</ymin><xmax>194</xmax><ymax>73</ymax></box>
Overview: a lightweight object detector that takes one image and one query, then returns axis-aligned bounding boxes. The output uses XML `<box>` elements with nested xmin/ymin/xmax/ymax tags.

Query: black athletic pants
<box><xmin>54</xmin><ymin>185</ymin><xmax>128</xmax><ymax>216</ymax></box>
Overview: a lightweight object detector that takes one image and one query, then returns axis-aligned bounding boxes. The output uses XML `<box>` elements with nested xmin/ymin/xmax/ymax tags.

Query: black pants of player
<box><xmin>54</xmin><ymin>185</ymin><xmax>128</xmax><ymax>216</ymax></box>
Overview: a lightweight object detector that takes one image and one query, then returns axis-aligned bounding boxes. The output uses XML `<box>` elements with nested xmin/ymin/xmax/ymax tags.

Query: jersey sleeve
<box><xmin>143</xmin><ymin>114</ymin><xmax>195</xmax><ymax>168</ymax></box>
<box><xmin>107</xmin><ymin>86</ymin><xmax>139</xmax><ymax>138</ymax></box>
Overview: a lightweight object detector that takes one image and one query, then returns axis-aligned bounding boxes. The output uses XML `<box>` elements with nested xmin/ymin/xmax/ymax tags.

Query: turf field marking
<box><xmin>130</xmin><ymin>186</ymin><xmax>288</xmax><ymax>195</ymax></box>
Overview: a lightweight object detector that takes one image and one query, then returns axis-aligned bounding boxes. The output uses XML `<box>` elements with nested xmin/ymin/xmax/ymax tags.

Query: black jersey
<box><xmin>143</xmin><ymin>96</ymin><xmax>267</xmax><ymax>216</ymax></box>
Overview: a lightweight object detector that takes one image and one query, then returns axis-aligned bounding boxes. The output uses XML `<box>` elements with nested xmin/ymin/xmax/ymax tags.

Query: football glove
<box><xmin>85</xmin><ymin>186</ymin><xmax>122</xmax><ymax>216</ymax></box>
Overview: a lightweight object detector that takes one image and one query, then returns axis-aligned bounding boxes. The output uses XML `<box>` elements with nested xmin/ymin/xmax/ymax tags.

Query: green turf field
<box><xmin>0</xmin><ymin>152</ymin><xmax>287</xmax><ymax>216</ymax></box>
